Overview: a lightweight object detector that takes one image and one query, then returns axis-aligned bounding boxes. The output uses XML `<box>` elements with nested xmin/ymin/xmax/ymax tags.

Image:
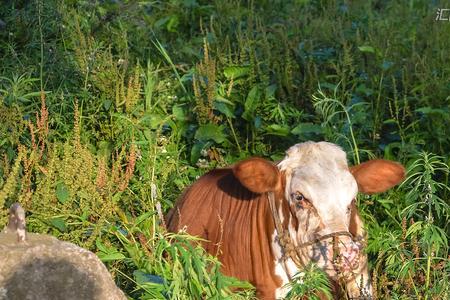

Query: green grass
<box><xmin>0</xmin><ymin>0</ymin><xmax>449</xmax><ymax>299</ymax></box>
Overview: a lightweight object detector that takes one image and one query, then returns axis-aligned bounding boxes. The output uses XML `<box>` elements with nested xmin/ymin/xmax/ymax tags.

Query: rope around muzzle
<box><xmin>267</xmin><ymin>192</ymin><xmax>361</xmax><ymax>271</ymax></box>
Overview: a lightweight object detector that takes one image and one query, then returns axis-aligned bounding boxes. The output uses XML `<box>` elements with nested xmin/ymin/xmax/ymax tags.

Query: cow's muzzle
<box><xmin>331</xmin><ymin>237</ymin><xmax>362</xmax><ymax>275</ymax></box>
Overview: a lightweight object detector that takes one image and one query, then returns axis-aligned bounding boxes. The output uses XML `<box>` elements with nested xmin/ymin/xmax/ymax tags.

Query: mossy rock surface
<box><xmin>0</xmin><ymin>232</ymin><xmax>126</xmax><ymax>300</ymax></box>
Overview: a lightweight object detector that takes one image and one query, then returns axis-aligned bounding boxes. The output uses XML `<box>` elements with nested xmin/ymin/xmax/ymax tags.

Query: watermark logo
<box><xmin>436</xmin><ymin>8</ymin><xmax>450</xmax><ymax>21</ymax></box>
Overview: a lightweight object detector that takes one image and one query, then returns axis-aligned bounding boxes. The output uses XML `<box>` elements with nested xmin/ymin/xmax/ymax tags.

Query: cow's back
<box><xmin>166</xmin><ymin>168</ymin><xmax>281</xmax><ymax>298</ymax></box>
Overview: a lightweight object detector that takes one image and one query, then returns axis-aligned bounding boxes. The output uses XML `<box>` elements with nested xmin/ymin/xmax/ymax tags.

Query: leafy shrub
<box><xmin>0</xmin><ymin>0</ymin><xmax>449</xmax><ymax>299</ymax></box>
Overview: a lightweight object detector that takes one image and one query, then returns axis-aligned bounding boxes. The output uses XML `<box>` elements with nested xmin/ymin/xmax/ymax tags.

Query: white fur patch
<box><xmin>272</xmin><ymin>204</ymin><xmax>299</xmax><ymax>299</ymax></box>
<box><xmin>271</xmin><ymin>230</ymin><xmax>299</xmax><ymax>299</ymax></box>
<box><xmin>278</xmin><ymin>142</ymin><xmax>358</xmax><ymax>232</ymax></box>
<box><xmin>272</xmin><ymin>142</ymin><xmax>362</xmax><ymax>295</ymax></box>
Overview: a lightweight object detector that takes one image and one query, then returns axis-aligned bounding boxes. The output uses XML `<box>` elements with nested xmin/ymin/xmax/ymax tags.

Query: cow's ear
<box><xmin>350</xmin><ymin>159</ymin><xmax>405</xmax><ymax>194</ymax></box>
<box><xmin>232</xmin><ymin>157</ymin><xmax>281</xmax><ymax>194</ymax></box>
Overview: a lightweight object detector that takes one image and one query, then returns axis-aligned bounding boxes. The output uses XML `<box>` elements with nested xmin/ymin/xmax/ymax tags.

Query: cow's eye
<box><xmin>292</xmin><ymin>192</ymin><xmax>311</xmax><ymax>210</ymax></box>
<box><xmin>294</xmin><ymin>192</ymin><xmax>304</xmax><ymax>201</ymax></box>
<box><xmin>347</xmin><ymin>199</ymin><xmax>354</xmax><ymax>214</ymax></box>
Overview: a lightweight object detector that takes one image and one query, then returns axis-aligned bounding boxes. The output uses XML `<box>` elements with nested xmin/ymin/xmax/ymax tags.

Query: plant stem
<box><xmin>344</xmin><ymin>107</ymin><xmax>360</xmax><ymax>165</ymax></box>
<box><xmin>37</xmin><ymin>0</ymin><xmax>44</xmax><ymax>91</ymax></box>
<box><xmin>373</xmin><ymin>72</ymin><xmax>384</xmax><ymax>142</ymax></box>
<box><xmin>407</xmin><ymin>269</ymin><xmax>421</xmax><ymax>300</ymax></box>
<box><xmin>152</xmin><ymin>38</ymin><xmax>186</xmax><ymax>94</ymax></box>
<box><xmin>424</xmin><ymin>243</ymin><xmax>431</xmax><ymax>300</ymax></box>
<box><xmin>227</xmin><ymin>117</ymin><xmax>241</xmax><ymax>153</ymax></box>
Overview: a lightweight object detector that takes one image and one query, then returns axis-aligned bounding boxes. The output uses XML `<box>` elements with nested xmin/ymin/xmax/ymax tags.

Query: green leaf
<box><xmin>173</xmin><ymin>105</ymin><xmax>187</xmax><ymax>121</ymax></box>
<box><xmin>266</xmin><ymin>124</ymin><xmax>290</xmax><ymax>136</ymax></box>
<box><xmin>194</xmin><ymin>124</ymin><xmax>226</xmax><ymax>143</ymax></box>
<box><xmin>383</xmin><ymin>119</ymin><xmax>397</xmax><ymax>125</ymax></box>
<box><xmin>77</xmin><ymin>190</ymin><xmax>90</xmax><ymax>200</ymax></box>
<box><xmin>141</xmin><ymin>113</ymin><xmax>165</xmax><ymax>130</ymax></box>
<box><xmin>80</xmin><ymin>209</ymin><xmax>90</xmax><ymax>222</ymax></box>
<box><xmin>358</xmin><ymin>45</ymin><xmax>376</xmax><ymax>53</ymax></box>
<box><xmin>155</xmin><ymin>16</ymin><xmax>170</xmax><ymax>28</ymax></box>
<box><xmin>405</xmin><ymin>221</ymin><xmax>423</xmax><ymax>237</ymax></box>
<box><xmin>50</xmin><ymin>218</ymin><xmax>67</xmax><ymax>232</ymax></box>
<box><xmin>22</xmin><ymin>91</ymin><xmax>45</xmax><ymax>99</ymax></box>
<box><xmin>215</xmin><ymin>95</ymin><xmax>234</xmax><ymax>105</ymax></box>
<box><xmin>242</xmin><ymin>86</ymin><xmax>261</xmax><ymax>121</ymax></box>
<box><xmin>134</xmin><ymin>270</ymin><xmax>165</xmax><ymax>285</ymax></box>
<box><xmin>135</xmin><ymin>211</ymin><xmax>156</xmax><ymax>225</ymax></box>
<box><xmin>96</xmin><ymin>239</ymin><xmax>108</xmax><ymax>253</ymax></box>
<box><xmin>265</xmin><ymin>84</ymin><xmax>277</xmax><ymax>98</ymax></box>
<box><xmin>254</xmin><ymin>116</ymin><xmax>262</xmax><ymax>129</ymax></box>
<box><xmin>55</xmin><ymin>182</ymin><xmax>69</xmax><ymax>204</ymax></box>
<box><xmin>416</xmin><ymin>107</ymin><xmax>449</xmax><ymax>117</ymax></box>
<box><xmin>319</xmin><ymin>82</ymin><xmax>338</xmax><ymax>91</ymax></box>
<box><xmin>223</xmin><ymin>65</ymin><xmax>250</xmax><ymax>79</ymax></box>
<box><xmin>98</xmin><ymin>252</ymin><xmax>126</xmax><ymax>262</ymax></box>
<box><xmin>270</xmin><ymin>153</ymin><xmax>285</xmax><ymax>162</ymax></box>
<box><xmin>103</xmin><ymin>99</ymin><xmax>112</xmax><ymax>111</ymax></box>
<box><xmin>213</xmin><ymin>100</ymin><xmax>235</xmax><ymax>118</ymax></box>
<box><xmin>190</xmin><ymin>141</ymin><xmax>211</xmax><ymax>164</ymax></box>
<box><xmin>355</xmin><ymin>83</ymin><xmax>374</xmax><ymax>96</ymax></box>
<box><xmin>97</xmin><ymin>140</ymin><xmax>112</xmax><ymax>157</ymax></box>
<box><xmin>291</xmin><ymin>123</ymin><xmax>323</xmax><ymax>136</ymax></box>
<box><xmin>149</xmin><ymin>113</ymin><xmax>165</xmax><ymax>129</ymax></box>
<box><xmin>166</xmin><ymin>15</ymin><xmax>179</xmax><ymax>33</ymax></box>
<box><xmin>381</xmin><ymin>60</ymin><xmax>394</xmax><ymax>70</ymax></box>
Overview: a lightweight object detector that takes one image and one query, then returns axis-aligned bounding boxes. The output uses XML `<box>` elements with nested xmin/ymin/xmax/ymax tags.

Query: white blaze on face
<box><xmin>276</xmin><ymin>142</ymin><xmax>359</xmax><ymax>273</ymax></box>
<box><xmin>278</xmin><ymin>142</ymin><xmax>358</xmax><ymax>233</ymax></box>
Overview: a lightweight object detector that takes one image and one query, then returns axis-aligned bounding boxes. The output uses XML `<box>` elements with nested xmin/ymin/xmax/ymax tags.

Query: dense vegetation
<box><xmin>0</xmin><ymin>0</ymin><xmax>448</xmax><ymax>299</ymax></box>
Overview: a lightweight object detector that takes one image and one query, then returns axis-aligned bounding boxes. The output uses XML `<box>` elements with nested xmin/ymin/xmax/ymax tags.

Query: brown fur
<box><xmin>348</xmin><ymin>201</ymin><xmax>363</xmax><ymax>238</ymax></box>
<box><xmin>166</xmin><ymin>167</ymin><xmax>283</xmax><ymax>299</ymax></box>
<box><xmin>350</xmin><ymin>159</ymin><xmax>405</xmax><ymax>194</ymax></box>
<box><xmin>232</xmin><ymin>157</ymin><xmax>281</xmax><ymax>194</ymax></box>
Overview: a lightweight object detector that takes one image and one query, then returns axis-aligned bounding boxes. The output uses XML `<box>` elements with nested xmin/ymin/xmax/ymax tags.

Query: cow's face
<box><xmin>233</xmin><ymin>142</ymin><xmax>405</xmax><ymax>280</ymax></box>
<box><xmin>279</xmin><ymin>142</ymin><xmax>362</xmax><ymax>276</ymax></box>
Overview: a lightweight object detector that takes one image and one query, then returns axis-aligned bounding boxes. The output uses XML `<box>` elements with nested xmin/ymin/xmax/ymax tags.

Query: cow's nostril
<box><xmin>342</xmin><ymin>250</ymin><xmax>357</xmax><ymax>262</ymax></box>
<box><xmin>337</xmin><ymin>244</ymin><xmax>360</xmax><ymax>271</ymax></box>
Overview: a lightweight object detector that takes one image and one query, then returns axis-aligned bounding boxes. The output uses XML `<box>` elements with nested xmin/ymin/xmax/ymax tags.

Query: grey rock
<box><xmin>3</xmin><ymin>203</ymin><xmax>26</xmax><ymax>242</ymax></box>
<box><xmin>0</xmin><ymin>204</ymin><xmax>127</xmax><ymax>300</ymax></box>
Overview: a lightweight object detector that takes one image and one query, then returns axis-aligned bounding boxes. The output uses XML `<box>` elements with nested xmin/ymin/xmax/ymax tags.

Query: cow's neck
<box><xmin>268</xmin><ymin>192</ymin><xmax>301</xmax><ymax>299</ymax></box>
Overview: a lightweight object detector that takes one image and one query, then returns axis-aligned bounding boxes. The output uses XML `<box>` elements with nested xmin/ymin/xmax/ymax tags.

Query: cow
<box><xmin>166</xmin><ymin>141</ymin><xmax>405</xmax><ymax>299</ymax></box>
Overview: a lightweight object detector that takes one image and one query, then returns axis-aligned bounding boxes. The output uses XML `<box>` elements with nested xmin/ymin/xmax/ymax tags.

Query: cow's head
<box><xmin>233</xmin><ymin>142</ymin><xmax>405</xmax><ymax>280</ymax></box>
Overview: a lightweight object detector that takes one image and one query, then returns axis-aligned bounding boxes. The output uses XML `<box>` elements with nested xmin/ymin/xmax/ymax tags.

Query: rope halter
<box><xmin>267</xmin><ymin>191</ymin><xmax>364</xmax><ymax>274</ymax></box>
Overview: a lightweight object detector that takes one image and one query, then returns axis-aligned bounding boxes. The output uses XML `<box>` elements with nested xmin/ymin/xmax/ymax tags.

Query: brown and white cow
<box><xmin>167</xmin><ymin>141</ymin><xmax>405</xmax><ymax>299</ymax></box>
